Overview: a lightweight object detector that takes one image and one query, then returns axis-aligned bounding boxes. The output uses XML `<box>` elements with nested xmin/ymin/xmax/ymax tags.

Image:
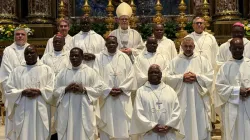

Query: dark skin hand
<box><xmin>110</xmin><ymin>88</ymin><xmax>123</xmax><ymax>97</ymax></box>
<box><xmin>152</xmin><ymin>124</ymin><xmax>171</xmax><ymax>134</ymax></box>
<box><xmin>65</xmin><ymin>83</ymin><xmax>86</xmax><ymax>94</ymax></box>
<box><xmin>83</xmin><ymin>53</ymin><xmax>96</xmax><ymax>61</ymax></box>
<box><xmin>240</xmin><ymin>87</ymin><xmax>250</xmax><ymax>100</ymax></box>
<box><xmin>183</xmin><ymin>72</ymin><xmax>197</xmax><ymax>83</ymax></box>
<box><xmin>120</xmin><ymin>48</ymin><xmax>132</xmax><ymax>55</ymax></box>
<box><xmin>22</xmin><ymin>88</ymin><xmax>41</xmax><ymax>99</ymax></box>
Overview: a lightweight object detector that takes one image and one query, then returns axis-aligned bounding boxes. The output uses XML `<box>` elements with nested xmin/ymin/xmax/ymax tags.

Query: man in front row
<box><xmin>130</xmin><ymin>64</ymin><xmax>184</xmax><ymax>140</ymax></box>
<box><xmin>215</xmin><ymin>38</ymin><xmax>250</xmax><ymax>140</ymax></box>
<box><xmin>94</xmin><ymin>36</ymin><xmax>137</xmax><ymax>140</ymax></box>
<box><xmin>54</xmin><ymin>48</ymin><xmax>104</xmax><ymax>140</ymax></box>
<box><xmin>166</xmin><ymin>37</ymin><xmax>213</xmax><ymax>140</ymax></box>
<box><xmin>6</xmin><ymin>45</ymin><xmax>55</xmax><ymax>140</ymax></box>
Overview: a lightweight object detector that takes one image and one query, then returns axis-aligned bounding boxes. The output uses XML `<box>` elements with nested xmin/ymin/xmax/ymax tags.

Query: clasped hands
<box><xmin>152</xmin><ymin>124</ymin><xmax>171</xmax><ymax>134</ymax></box>
<box><xmin>183</xmin><ymin>72</ymin><xmax>197</xmax><ymax>83</ymax></box>
<box><xmin>240</xmin><ymin>87</ymin><xmax>250</xmax><ymax>99</ymax></box>
<box><xmin>110</xmin><ymin>88</ymin><xmax>122</xmax><ymax>97</ymax></box>
<box><xmin>65</xmin><ymin>83</ymin><xmax>86</xmax><ymax>94</ymax></box>
<box><xmin>83</xmin><ymin>53</ymin><xmax>96</xmax><ymax>61</ymax></box>
<box><xmin>120</xmin><ymin>48</ymin><xmax>132</xmax><ymax>55</ymax></box>
<box><xmin>22</xmin><ymin>88</ymin><xmax>41</xmax><ymax>98</ymax></box>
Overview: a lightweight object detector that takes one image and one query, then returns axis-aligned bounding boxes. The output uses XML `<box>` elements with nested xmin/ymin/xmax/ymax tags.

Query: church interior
<box><xmin>0</xmin><ymin>0</ymin><xmax>250</xmax><ymax>139</ymax></box>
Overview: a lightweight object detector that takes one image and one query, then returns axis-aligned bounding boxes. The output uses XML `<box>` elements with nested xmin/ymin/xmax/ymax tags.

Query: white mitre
<box><xmin>116</xmin><ymin>2</ymin><xmax>132</xmax><ymax>18</ymax></box>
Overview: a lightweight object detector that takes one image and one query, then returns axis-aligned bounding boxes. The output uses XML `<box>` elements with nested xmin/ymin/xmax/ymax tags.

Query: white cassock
<box><xmin>130</xmin><ymin>81</ymin><xmax>185</xmax><ymax>140</ymax></box>
<box><xmin>109</xmin><ymin>27</ymin><xmax>144</xmax><ymax>62</ymax></box>
<box><xmin>93</xmin><ymin>50</ymin><xmax>137</xmax><ymax>139</ymax></box>
<box><xmin>216</xmin><ymin>38</ymin><xmax>250</xmax><ymax>67</ymax></box>
<box><xmin>72</xmin><ymin>30</ymin><xmax>105</xmax><ymax>67</ymax></box>
<box><xmin>5</xmin><ymin>61</ymin><xmax>54</xmax><ymax>140</ymax></box>
<box><xmin>134</xmin><ymin>51</ymin><xmax>169</xmax><ymax>88</ymax></box>
<box><xmin>156</xmin><ymin>36</ymin><xmax>177</xmax><ymax>60</ymax></box>
<box><xmin>41</xmin><ymin>50</ymin><xmax>69</xmax><ymax>135</ymax></box>
<box><xmin>44</xmin><ymin>34</ymin><xmax>73</xmax><ymax>54</ymax></box>
<box><xmin>165</xmin><ymin>53</ymin><xmax>213</xmax><ymax>140</ymax></box>
<box><xmin>54</xmin><ymin>64</ymin><xmax>104</xmax><ymax>140</ymax></box>
<box><xmin>0</xmin><ymin>42</ymin><xmax>29</xmax><ymax>138</ymax></box>
<box><xmin>183</xmin><ymin>31</ymin><xmax>219</xmax><ymax>69</ymax></box>
<box><xmin>215</xmin><ymin>57</ymin><xmax>250</xmax><ymax>140</ymax></box>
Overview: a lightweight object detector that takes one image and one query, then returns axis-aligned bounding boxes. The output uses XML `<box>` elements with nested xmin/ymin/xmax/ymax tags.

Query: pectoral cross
<box><xmin>198</xmin><ymin>50</ymin><xmax>203</xmax><ymax>54</ymax></box>
<box><xmin>110</xmin><ymin>71</ymin><xmax>119</xmax><ymax>87</ymax></box>
<box><xmin>121</xmin><ymin>41</ymin><xmax>128</xmax><ymax>48</ymax></box>
<box><xmin>156</xmin><ymin>101</ymin><xmax>162</xmax><ymax>110</ymax></box>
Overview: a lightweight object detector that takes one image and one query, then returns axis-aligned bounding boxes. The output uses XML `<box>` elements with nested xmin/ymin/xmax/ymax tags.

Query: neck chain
<box><xmin>105</xmin><ymin>54</ymin><xmax>120</xmax><ymax>87</ymax></box>
<box><xmin>149</xmin><ymin>85</ymin><xmax>163</xmax><ymax>110</ymax></box>
<box><xmin>192</xmin><ymin>33</ymin><xmax>206</xmax><ymax>54</ymax></box>
<box><xmin>119</xmin><ymin>28</ymin><xmax>130</xmax><ymax>48</ymax></box>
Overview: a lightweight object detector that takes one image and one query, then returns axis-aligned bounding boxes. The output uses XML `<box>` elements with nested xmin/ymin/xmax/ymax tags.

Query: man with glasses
<box><xmin>109</xmin><ymin>2</ymin><xmax>144</xmax><ymax>63</ymax></box>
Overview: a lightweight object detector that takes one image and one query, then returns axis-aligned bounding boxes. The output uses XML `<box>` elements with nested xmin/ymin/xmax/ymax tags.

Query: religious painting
<box><xmin>75</xmin><ymin>0</ymin><xmax>190</xmax><ymax>16</ymax></box>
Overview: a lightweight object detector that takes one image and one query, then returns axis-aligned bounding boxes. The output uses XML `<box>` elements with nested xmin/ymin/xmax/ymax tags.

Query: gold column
<box><xmin>58</xmin><ymin>1</ymin><xmax>67</xmax><ymax>20</ymax></box>
<box><xmin>153</xmin><ymin>0</ymin><xmax>165</xmax><ymax>24</ymax></box>
<box><xmin>27</xmin><ymin>0</ymin><xmax>53</xmax><ymax>23</ymax></box>
<box><xmin>104</xmin><ymin>0</ymin><xmax>115</xmax><ymax>38</ymax></box>
<box><xmin>0</xmin><ymin>0</ymin><xmax>17</xmax><ymax>23</ymax></box>
<box><xmin>82</xmin><ymin>0</ymin><xmax>91</xmax><ymax>16</ymax></box>
<box><xmin>203</xmin><ymin>0</ymin><xmax>213</xmax><ymax>34</ymax></box>
<box><xmin>129</xmin><ymin>0</ymin><xmax>138</xmax><ymax>29</ymax></box>
<box><xmin>175</xmin><ymin>0</ymin><xmax>188</xmax><ymax>52</ymax></box>
<box><xmin>215</xmin><ymin>0</ymin><xmax>240</xmax><ymax>20</ymax></box>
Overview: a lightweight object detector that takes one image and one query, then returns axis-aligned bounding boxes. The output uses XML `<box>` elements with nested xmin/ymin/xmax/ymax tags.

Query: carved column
<box><xmin>0</xmin><ymin>0</ymin><xmax>17</xmax><ymax>23</ymax></box>
<box><xmin>215</xmin><ymin>0</ymin><xmax>240</xmax><ymax>20</ymax></box>
<box><xmin>27</xmin><ymin>0</ymin><xmax>53</xmax><ymax>23</ymax></box>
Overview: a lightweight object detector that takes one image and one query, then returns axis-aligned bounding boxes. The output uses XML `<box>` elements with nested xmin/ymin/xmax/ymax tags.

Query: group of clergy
<box><xmin>0</xmin><ymin>2</ymin><xmax>250</xmax><ymax>140</ymax></box>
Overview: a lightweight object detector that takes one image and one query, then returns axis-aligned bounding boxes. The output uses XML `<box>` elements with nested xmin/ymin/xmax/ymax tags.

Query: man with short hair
<box><xmin>166</xmin><ymin>37</ymin><xmax>213</xmax><ymax>140</ymax></box>
<box><xmin>134</xmin><ymin>36</ymin><xmax>168</xmax><ymax>88</ymax></box>
<box><xmin>215</xmin><ymin>38</ymin><xmax>250</xmax><ymax>140</ymax></box>
<box><xmin>72</xmin><ymin>15</ymin><xmax>105</xmax><ymax>67</ymax></box>
<box><xmin>93</xmin><ymin>36</ymin><xmax>137</xmax><ymax>140</ymax></box>
<box><xmin>6</xmin><ymin>45</ymin><xmax>55</xmax><ymax>140</ymax></box>
<box><xmin>153</xmin><ymin>24</ymin><xmax>177</xmax><ymax>60</ymax></box>
<box><xmin>0</xmin><ymin>27</ymin><xmax>30</xmax><ymax>138</ymax></box>
<box><xmin>109</xmin><ymin>2</ymin><xmax>144</xmax><ymax>63</ymax></box>
<box><xmin>130</xmin><ymin>64</ymin><xmax>184</xmax><ymax>140</ymax></box>
<box><xmin>183</xmin><ymin>17</ymin><xmax>218</xmax><ymax>69</ymax></box>
<box><xmin>54</xmin><ymin>47</ymin><xmax>103</xmax><ymax>140</ymax></box>
<box><xmin>217</xmin><ymin>22</ymin><xmax>250</xmax><ymax>67</ymax></box>
<box><xmin>44</xmin><ymin>19</ymin><xmax>73</xmax><ymax>54</ymax></box>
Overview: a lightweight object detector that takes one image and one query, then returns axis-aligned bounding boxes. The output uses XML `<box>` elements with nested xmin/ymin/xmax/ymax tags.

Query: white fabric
<box><xmin>216</xmin><ymin>38</ymin><xmax>250</xmax><ymax>67</ymax></box>
<box><xmin>156</xmin><ymin>36</ymin><xmax>178</xmax><ymax>60</ymax></box>
<box><xmin>165</xmin><ymin>53</ymin><xmax>213</xmax><ymax>140</ymax></box>
<box><xmin>109</xmin><ymin>27</ymin><xmax>144</xmax><ymax>61</ymax></box>
<box><xmin>183</xmin><ymin>31</ymin><xmax>219</xmax><ymax>69</ymax></box>
<box><xmin>215</xmin><ymin>57</ymin><xmax>250</xmax><ymax>140</ymax></box>
<box><xmin>72</xmin><ymin>30</ymin><xmax>106</xmax><ymax>67</ymax></box>
<box><xmin>5</xmin><ymin>61</ymin><xmax>54</xmax><ymax>140</ymax></box>
<box><xmin>54</xmin><ymin>64</ymin><xmax>104</xmax><ymax>140</ymax></box>
<box><xmin>44</xmin><ymin>34</ymin><xmax>73</xmax><ymax>54</ymax></box>
<box><xmin>130</xmin><ymin>82</ymin><xmax>185</xmax><ymax>140</ymax></box>
<box><xmin>134</xmin><ymin>51</ymin><xmax>168</xmax><ymax>88</ymax></box>
<box><xmin>93</xmin><ymin>50</ymin><xmax>137</xmax><ymax>139</ymax></box>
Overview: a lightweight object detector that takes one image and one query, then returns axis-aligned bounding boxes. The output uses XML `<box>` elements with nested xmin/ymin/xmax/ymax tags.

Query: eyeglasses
<box><xmin>194</xmin><ymin>22</ymin><xmax>204</xmax><ymax>25</ymax></box>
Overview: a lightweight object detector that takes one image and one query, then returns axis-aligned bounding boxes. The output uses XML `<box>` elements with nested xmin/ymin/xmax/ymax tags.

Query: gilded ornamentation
<box><xmin>104</xmin><ymin>0</ymin><xmax>115</xmax><ymax>38</ymax></box>
<box><xmin>153</xmin><ymin>0</ymin><xmax>165</xmax><ymax>24</ymax></box>
<box><xmin>27</xmin><ymin>0</ymin><xmax>52</xmax><ymax>23</ymax></box>
<box><xmin>175</xmin><ymin>0</ymin><xmax>188</xmax><ymax>51</ymax></box>
<box><xmin>129</xmin><ymin>0</ymin><xmax>138</xmax><ymax>29</ymax></box>
<box><xmin>82</xmin><ymin>0</ymin><xmax>91</xmax><ymax>16</ymax></box>
<box><xmin>0</xmin><ymin>0</ymin><xmax>17</xmax><ymax>23</ymax></box>
<box><xmin>58</xmin><ymin>1</ymin><xmax>67</xmax><ymax>20</ymax></box>
<box><xmin>203</xmin><ymin>0</ymin><xmax>213</xmax><ymax>34</ymax></box>
<box><xmin>215</xmin><ymin>0</ymin><xmax>240</xmax><ymax>20</ymax></box>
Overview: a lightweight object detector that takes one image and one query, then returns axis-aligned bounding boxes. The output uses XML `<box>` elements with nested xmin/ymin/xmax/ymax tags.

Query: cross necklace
<box><xmin>192</xmin><ymin>34</ymin><xmax>206</xmax><ymax>55</ymax></box>
<box><xmin>83</xmin><ymin>33</ymin><xmax>93</xmax><ymax>53</ymax></box>
<box><xmin>149</xmin><ymin>86</ymin><xmax>164</xmax><ymax>110</ymax></box>
<box><xmin>118</xmin><ymin>29</ymin><xmax>130</xmax><ymax>49</ymax></box>
<box><xmin>106</xmin><ymin>54</ymin><xmax>120</xmax><ymax>87</ymax></box>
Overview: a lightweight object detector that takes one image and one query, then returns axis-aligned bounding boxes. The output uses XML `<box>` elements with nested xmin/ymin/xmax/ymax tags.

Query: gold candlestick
<box><xmin>104</xmin><ymin>0</ymin><xmax>115</xmax><ymax>38</ymax></box>
<box><xmin>130</xmin><ymin>0</ymin><xmax>138</xmax><ymax>29</ymax></box>
<box><xmin>174</xmin><ymin>0</ymin><xmax>188</xmax><ymax>52</ymax></box>
<box><xmin>82</xmin><ymin>0</ymin><xmax>91</xmax><ymax>16</ymax></box>
<box><xmin>58</xmin><ymin>1</ymin><xmax>66</xmax><ymax>20</ymax></box>
<box><xmin>153</xmin><ymin>0</ymin><xmax>165</xmax><ymax>24</ymax></box>
<box><xmin>203</xmin><ymin>0</ymin><xmax>213</xmax><ymax>34</ymax></box>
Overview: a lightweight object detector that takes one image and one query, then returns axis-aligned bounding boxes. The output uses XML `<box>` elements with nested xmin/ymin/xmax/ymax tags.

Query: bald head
<box><xmin>153</xmin><ymin>24</ymin><xmax>164</xmax><ymax>40</ymax></box>
<box><xmin>81</xmin><ymin>15</ymin><xmax>91</xmax><ymax>32</ymax></box>
<box><xmin>146</xmin><ymin>36</ymin><xmax>158</xmax><ymax>53</ymax></box>
<box><xmin>181</xmin><ymin>37</ymin><xmax>195</xmax><ymax>57</ymax></box>
<box><xmin>24</xmin><ymin>45</ymin><xmax>38</xmax><ymax>65</ymax></box>
<box><xmin>229</xmin><ymin>38</ymin><xmax>244</xmax><ymax>60</ymax></box>
<box><xmin>148</xmin><ymin>64</ymin><xmax>162</xmax><ymax>85</ymax></box>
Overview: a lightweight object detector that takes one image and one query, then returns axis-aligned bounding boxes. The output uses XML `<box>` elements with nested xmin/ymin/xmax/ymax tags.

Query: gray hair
<box><xmin>14</xmin><ymin>28</ymin><xmax>28</xmax><ymax>41</ymax></box>
<box><xmin>181</xmin><ymin>37</ymin><xmax>194</xmax><ymax>46</ymax></box>
<box><xmin>192</xmin><ymin>17</ymin><xmax>204</xmax><ymax>23</ymax></box>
